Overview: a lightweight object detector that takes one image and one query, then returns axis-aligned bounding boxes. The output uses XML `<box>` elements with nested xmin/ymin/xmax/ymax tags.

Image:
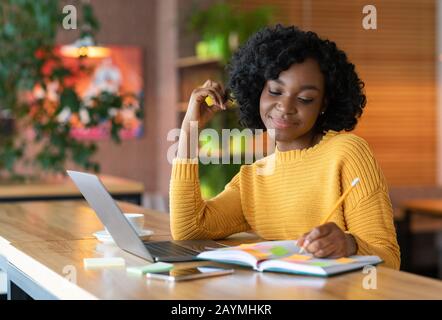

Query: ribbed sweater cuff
<box><xmin>171</xmin><ymin>158</ymin><xmax>199</xmax><ymax>180</ymax></box>
<box><xmin>351</xmin><ymin>233</ymin><xmax>379</xmax><ymax>257</ymax></box>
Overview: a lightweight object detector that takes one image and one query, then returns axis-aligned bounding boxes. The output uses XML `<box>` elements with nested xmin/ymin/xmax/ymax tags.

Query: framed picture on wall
<box><xmin>58</xmin><ymin>45</ymin><xmax>144</xmax><ymax>140</ymax></box>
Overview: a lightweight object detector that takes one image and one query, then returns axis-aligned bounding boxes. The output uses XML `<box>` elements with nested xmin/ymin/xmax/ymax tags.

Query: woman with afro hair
<box><xmin>170</xmin><ymin>24</ymin><xmax>400</xmax><ymax>269</ymax></box>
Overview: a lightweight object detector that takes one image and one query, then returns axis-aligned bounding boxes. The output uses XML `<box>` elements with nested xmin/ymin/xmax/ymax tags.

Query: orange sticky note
<box><xmin>283</xmin><ymin>254</ymin><xmax>312</xmax><ymax>262</ymax></box>
<box><xmin>335</xmin><ymin>257</ymin><xmax>356</xmax><ymax>264</ymax></box>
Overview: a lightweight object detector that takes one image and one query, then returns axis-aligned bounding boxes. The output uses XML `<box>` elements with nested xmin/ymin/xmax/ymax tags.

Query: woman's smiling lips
<box><xmin>269</xmin><ymin>116</ymin><xmax>296</xmax><ymax>129</ymax></box>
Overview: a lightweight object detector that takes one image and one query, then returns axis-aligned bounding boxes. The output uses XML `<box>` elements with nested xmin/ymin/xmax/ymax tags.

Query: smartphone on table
<box><xmin>146</xmin><ymin>265</ymin><xmax>234</xmax><ymax>282</ymax></box>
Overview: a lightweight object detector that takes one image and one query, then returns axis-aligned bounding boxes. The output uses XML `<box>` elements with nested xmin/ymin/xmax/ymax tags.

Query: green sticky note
<box><xmin>310</xmin><ymin>262</ymin><xmax>331</xmax><ymax>267</ymax></box>
<box><xmin>126</xmin><ymin>262</ymin><xmax>174</xmax><ymax>275</ymax></box>
<box><xmin>270</xmin><ymin>246</ymin><xmax>289</xmax><ymax>256</ymax></box>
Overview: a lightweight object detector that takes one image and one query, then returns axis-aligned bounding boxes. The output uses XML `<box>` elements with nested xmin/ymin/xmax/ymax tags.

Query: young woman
<box><xmin>170</xmin><ymin>25</ymin><xmax>400</xmax><ymax>269</ymax></box>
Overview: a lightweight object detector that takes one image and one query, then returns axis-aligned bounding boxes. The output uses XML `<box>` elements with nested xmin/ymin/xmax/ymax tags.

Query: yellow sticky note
<box><xmin>205</xmin><ymin>96</ymin><xmax>214</xmax><ymax>107</ymax></box>
<box><xmin>283</xmin><ymin>254</ymin><xmax>312</xmax><ymax>262</ymax></box>
<box><xmin>335</xmin><ymin>257</ymin><xmax>356</xmax><ymax>264</ymax></box>
<box><xmin>84</xmin><ymin>257</ymin><xmax>125</xmax><ymax>268</ymax></box>
<box><xmin>239</xmin><ymin>243</ymin><xmax>259</xmax><ymax>248</ymax></box>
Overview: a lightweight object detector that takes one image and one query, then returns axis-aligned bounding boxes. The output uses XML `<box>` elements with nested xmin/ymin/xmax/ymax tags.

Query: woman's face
<box><xmin>259</xmin><ymin>58</ymin><xmax>325</xmax><ymax>143</ymax></box>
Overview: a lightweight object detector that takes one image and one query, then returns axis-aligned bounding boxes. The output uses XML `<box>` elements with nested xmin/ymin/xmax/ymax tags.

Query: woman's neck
<box><xmin>276</xmin><ymin>131</ymin><xmax>324</xmax><ymax>152</ymax></box>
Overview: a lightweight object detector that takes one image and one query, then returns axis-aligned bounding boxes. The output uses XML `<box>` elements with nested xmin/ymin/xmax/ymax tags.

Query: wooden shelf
<box><xmin>177</xmin><ymin>56</ymin><xmax>225</xmax><ymax>109</ymax></box>
<box><xmin>178</xmin><ymin>102</ymin><xmax>188</xmax><ymax>112</ymax></box>
<box><xmin>176</xmin><ymin>56</ymin><xmax>222</xmax><ymax>68</ymax></box>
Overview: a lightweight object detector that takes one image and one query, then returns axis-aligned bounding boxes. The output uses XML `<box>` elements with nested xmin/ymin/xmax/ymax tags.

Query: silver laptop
<box><xmin>67</xmin><ymin>170</ymin><xmax>224</xmax><ymax>262</ymax></box>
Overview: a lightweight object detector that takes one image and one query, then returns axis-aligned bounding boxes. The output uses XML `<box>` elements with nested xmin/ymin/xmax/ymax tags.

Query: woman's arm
<box><xmin>344</xmin><ymin>188</ymin><xmax>401</xmax><ymax>269</ymax></box>
<box><xmin>298</xmin><ymin>134</ymin><xmax>400</xmax><ymax>269</ymax></box>
<box><xmin>170</xmin><ymin>79</ymin><xmax>250</xmax><ymax>240</ymax></box>
<box><xmin>177</xmin><ymin>79</ymin><xmax>227</xmax><ymax>159</ymax></box>
<box><xmin>341</xmin><ymin>136</ymin><xmax>401</xmax><ymax>269</ymax></box>
<box><xmin>170</xmin><ymin>161</ymin><xmax>250</xmax><ymax>240</ymax></box>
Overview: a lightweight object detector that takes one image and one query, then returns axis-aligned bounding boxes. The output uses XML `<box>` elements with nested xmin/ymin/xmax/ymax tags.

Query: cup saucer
<box><xmin>93</xmin><ymin>229</ymin><xmax>154</xmax><ymax>243</ymax></box>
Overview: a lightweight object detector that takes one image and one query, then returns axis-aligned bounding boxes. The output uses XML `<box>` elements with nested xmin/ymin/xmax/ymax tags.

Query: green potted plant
<box><xmin>189</xmin><ymin>1</ymin><xmax>274</xmax><ymax>64</ymax></box>
<box><xmin>0</xmin><ymin>0</ymin><xmax>141</xmax><ymax>180</ymax></box>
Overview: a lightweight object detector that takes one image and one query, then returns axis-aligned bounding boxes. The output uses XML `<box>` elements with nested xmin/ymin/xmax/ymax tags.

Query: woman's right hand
<box><xmin>182</xmin><ymin>79</ymin><xmax>227</xmax><ymax>131</ymax></box>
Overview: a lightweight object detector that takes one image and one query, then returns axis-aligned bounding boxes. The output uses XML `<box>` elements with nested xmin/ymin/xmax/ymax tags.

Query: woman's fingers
<box><xmin>303</xmin><ymin>223</ymin><xmax>333</xmax><ymax>246</ymax></box>
<box><xmin>297</xmin><ymin>232</ymin><xmax>309</xmax><ymax>247</ymax></box>
<box><xmin>209</xmin><ymin>89</ymin><xmax>225</xmax><ymax>109</ymax></box>
<box><xmin>311</xmin><ymin>241</ymin><xmax>336</xmax><ymax>258</ymax></box>
<box><xmin>300</xmin><ymin>222</ymin><xmax>342</xmax><ymax>254</ymax></box>
<box><xmin>305</xmin><ymin>236</ymin><xmax>332</xmax><ymax>254</ymax></box>
<box><xmin>203</xmin><ymin>79</ymin><xmax>225</xmax><ymax>94</ymax></box>
<box><xmin>306</xmin><ymin>235</ymin><xmax>336</xmax><ymax>257</ymax></box>
<box><xmin>184</xmin><ymin>80</ymin><xmax>227</xmax><ymax>129</ymax></box>
<box><xmin>201</xmin><ymin>80</ymin><xmax>226</xmax><ymax>109</ymax></box>
<box><xmin>297</xmin><ymin>236</ymin><xmax>305</xmax><ymax>248</ymax></box>
<box><xmin>192</xmin><ymin>87</ymin><xmax>224</xmax><ymax>109</ymax></box>
<box><xmin>211</xmin><ymin>81</ymin><xmax>226</xmax><ymax>100</ymax></box>
<box><xmin>302</xmin><ymin>223</ymin><xmax>348</xmax><ymax>258</ymax></box>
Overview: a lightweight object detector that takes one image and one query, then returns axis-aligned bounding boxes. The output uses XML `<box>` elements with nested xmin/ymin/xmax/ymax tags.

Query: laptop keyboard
<box><xmin>143</xmin><ymin>241</ymin><xmax>200</xmax><ymax>257</ymax></box>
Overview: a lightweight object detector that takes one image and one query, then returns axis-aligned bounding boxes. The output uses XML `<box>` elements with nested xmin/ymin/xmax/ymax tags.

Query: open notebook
<box><xmin>197</xmin><ymin>240</ymin><xmax>382</xmax><ymax>277</ymax></box>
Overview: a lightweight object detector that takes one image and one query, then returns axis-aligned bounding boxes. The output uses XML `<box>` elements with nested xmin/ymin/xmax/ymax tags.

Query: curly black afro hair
<box><xmin>227</xmin><ymin>24</ymin><xmax>366</xmax><ymax>133</ymax></box>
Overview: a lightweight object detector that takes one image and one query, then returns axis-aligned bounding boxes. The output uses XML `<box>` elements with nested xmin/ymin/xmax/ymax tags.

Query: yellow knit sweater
<box><xmin>170</xmin><ymin>130</ymin><xmax>401</xmax><ymax>269</ymax></box>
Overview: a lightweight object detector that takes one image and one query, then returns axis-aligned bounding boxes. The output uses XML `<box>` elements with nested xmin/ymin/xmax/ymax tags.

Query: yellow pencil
<box><xmin>298</xmin><ymin>177</ymin><xmax>360</xmax><ymax>254</ymax></box>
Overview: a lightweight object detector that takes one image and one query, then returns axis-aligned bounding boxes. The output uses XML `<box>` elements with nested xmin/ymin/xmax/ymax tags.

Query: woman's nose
<box><xmin>275</xmin><ymin>98</ymin><xmax>297</xmax><ymax>114</ymax></box>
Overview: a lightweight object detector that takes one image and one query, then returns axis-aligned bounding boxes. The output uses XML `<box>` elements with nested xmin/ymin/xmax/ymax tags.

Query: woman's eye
<box><xmin>268</xmin><ymin>90</ymin><xmax>281</xmax><ymax>96</ymax></box>
<box><xmin>298</xmin><ymin>97</ymin><xmax>314</xmax><ymax>104</ymax></box>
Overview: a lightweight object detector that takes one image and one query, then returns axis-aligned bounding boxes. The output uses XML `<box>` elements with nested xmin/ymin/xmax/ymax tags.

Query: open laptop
<box><xmin>67</xmin><ymin>170</ymin><xmax>224</xmax><ymax>262</ymax></box>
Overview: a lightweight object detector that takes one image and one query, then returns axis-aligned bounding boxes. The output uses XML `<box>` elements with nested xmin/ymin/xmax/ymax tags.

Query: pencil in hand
<box><xmin>298</xmin><ymin>177</ymin><xmax>360</xmax><ymax>255</ymax></box>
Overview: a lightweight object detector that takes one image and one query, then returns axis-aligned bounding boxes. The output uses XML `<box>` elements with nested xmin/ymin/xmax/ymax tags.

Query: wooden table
<box><xmin>401</xmin><ymin>199</ymin><xmax>442</xmax><ymax>275</ymax></box>
<box><xmin>1</xmin><ymin>200</ymin><xmax>442</xmax><ymax>300</ymax></box>
<box><xmin>0</xmin><ymin>175</ymin><xmax>144</xmax><ymax>205</ymax></box>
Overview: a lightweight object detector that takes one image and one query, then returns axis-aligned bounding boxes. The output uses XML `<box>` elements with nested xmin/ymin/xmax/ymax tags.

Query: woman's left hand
<box><xmin>297</xmin><ymin>222</ymin><xmax>357</xmax><ymax>258</ymax></box>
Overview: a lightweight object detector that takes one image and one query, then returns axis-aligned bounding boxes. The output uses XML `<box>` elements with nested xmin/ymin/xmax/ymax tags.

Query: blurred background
<box><xmin>0</xmin><ymin>0</ymin><xmax>441</xmax><ymax>282</ymax></box>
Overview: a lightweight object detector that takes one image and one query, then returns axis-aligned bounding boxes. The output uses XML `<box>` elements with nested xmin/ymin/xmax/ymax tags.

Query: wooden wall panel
<box><xmin>231</xmin><ymin>0</ymin><xmax>436</xmax><ymax>186</ymax></box>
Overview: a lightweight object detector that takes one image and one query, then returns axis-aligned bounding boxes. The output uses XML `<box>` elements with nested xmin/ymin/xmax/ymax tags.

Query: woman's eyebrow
<box><xmin>299</xmin><ymin>85</ymin><xmax>320</xmax><ymax>91</ymax></box>
<box><xmin>270</xmin><ymin>79</ymin><xmax>320</xmax><ymax>91</ymax></box>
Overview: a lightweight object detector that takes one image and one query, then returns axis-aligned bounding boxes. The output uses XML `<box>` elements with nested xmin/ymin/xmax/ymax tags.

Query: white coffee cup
<box><xmin>105</xmin><ymin>212</ymin><xmax>144</xmax><ymax>234</ymax></box>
